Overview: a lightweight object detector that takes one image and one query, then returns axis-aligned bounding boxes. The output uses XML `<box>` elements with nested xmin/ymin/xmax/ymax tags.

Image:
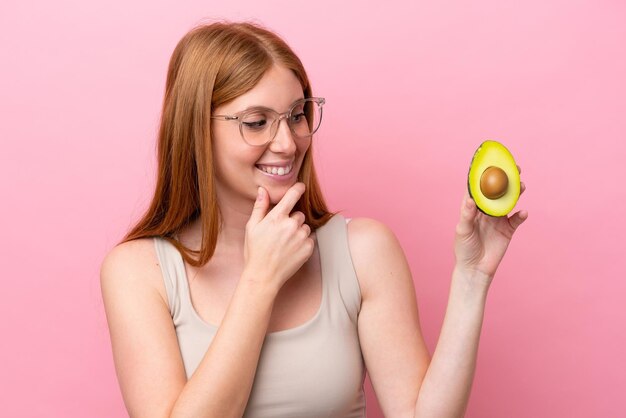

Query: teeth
<box><xmin>257</xmin><ymin>164</ymin><xmax>292</xmax><ymax>176</ymax></box>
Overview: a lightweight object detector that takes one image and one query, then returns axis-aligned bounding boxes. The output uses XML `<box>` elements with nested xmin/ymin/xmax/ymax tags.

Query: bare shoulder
<box><xmin>345</xmin><ymin>217</ymin><xmax>398</xmax><ymax>247</ymax></box>
<box><xmin>100</xmin><ymin>237</ymin><xmax>159</xmax><ymax>278</ymax></box>
<box><xmin>100</xmin><ymin>237</ymin><xmax>168</xmax><ymax>307</ymax></box>
<box><xmin>346</xmin><ymin>217</ymin><xmax>409</xmax><ymax>300</ymax></box>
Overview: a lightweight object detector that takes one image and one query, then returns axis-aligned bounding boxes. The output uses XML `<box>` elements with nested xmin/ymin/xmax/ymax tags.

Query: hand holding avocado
<box><xmin>454</xmin><ymin>141</ymin><xmax>528</xmax><ymax>288</ymax></box>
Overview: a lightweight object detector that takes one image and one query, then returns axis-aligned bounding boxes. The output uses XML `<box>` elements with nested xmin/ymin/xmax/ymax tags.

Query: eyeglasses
<box><xmin>211</xmin><ymin>97</ymin><xmax>325</xmax><ymax>147</ymax></box>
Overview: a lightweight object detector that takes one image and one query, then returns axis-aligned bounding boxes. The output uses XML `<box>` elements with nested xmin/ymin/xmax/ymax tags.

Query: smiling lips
<box><xmin>255</xmin><ymin>163</ymin><xmax>294</xmax><ymax>176</ymax></box>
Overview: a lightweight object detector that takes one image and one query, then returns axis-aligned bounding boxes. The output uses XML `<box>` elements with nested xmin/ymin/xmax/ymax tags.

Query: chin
<box><xmin>265</xmin><ymin>182</ymin><xmax>296</xmax><ymax>205</ymax></box>
<box><xmin>267</xmin><ymin>186</ymin><xmax>290</xmax><ymax>204</ymax></box>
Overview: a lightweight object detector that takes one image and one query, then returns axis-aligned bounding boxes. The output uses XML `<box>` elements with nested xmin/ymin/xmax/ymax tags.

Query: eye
<box><xmin>290</xmin><ymin>112</ymin><xmax>306</xmax><ymax>123</ymax></box>
<box><xmin>290</xmin><ymin>102</ymin><xmax>306</xmax><ymax>124</ymax></box>
<box><xmin>242</xmin><ymin>119</ymin><xmax>267</xmax><ymax>130</ymax></box>
<box><xmin>242</xmin><ymin>111</ymin><xmax>269</xmax><ymax>131</ymax></box>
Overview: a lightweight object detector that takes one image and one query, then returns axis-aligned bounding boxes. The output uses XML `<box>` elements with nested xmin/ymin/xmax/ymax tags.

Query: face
<box><xmin>210</xmin><ymin>64</ymin><xmax>310</xmax><ymax>208</ymax></box>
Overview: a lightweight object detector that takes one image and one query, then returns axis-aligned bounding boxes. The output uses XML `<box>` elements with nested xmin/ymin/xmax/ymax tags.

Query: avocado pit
<box><xmin>480</xmin><ymin>166</ymin><xmax>509</xmax><ymax>200</ymax></box>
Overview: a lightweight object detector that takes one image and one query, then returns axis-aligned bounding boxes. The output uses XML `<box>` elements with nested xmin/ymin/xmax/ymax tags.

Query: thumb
<box><xmin>249</xmin><ymin>186</ymin><xmax>269</xmax><ymax>225</ymax></box>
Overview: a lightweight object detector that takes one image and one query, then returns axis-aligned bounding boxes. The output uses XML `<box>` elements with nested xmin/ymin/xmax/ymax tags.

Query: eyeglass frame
<box><xmin>210</xmin><ymin>97</ymin><xmax>326</xmax><ymax>147</ymax></box>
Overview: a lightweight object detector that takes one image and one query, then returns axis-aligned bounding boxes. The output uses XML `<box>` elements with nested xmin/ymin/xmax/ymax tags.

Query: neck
<box><xmin>179</xmin><ymin>186</ymin><xmax>277</xmax><ymax>253</ymax></box>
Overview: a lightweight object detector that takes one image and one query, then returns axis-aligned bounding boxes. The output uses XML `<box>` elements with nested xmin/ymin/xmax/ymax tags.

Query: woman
<box><xmin>100</xmin><ymin>21</ymin><xmax>527</xmax><ymax>417</ymax></box>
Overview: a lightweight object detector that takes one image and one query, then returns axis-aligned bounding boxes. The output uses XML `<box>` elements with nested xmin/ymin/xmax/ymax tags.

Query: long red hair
<box><xmin>119</xmin><ymin>21</ymin><xmax>335</xmax><ymax>267</ymax></box>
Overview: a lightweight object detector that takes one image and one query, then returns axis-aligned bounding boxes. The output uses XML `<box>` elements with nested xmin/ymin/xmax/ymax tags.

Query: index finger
<box><xmin>269</xmin><ymin>182</ymin><xmax>306</xmax><ymax>217</ymax></box>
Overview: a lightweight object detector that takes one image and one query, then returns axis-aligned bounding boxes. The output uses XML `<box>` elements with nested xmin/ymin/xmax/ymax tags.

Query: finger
<box><xmin>249</xmin><ymin>186</ymin><xmax>269</xmax><ymax>225</ymax></box>
<box><xmin>290</xmin><ymin>210</ymin><xmax>306</xmax><ymax>226</ymax></box>
<box><xmin>508</xmin><ymin>210</ymin><xmax>528</xmax><ymax>232</ymax></box>
<box><xmin>270</xmin><ymin>182</ymin><xmax>306</xmax><ymax>217</ymax></box>
<box><xmin>520</xmin><ymin>182</ymin><xmax>526</xmax><ymax>195</ymax></box>
<box><xmin>456</xmin><ymin>196</ymin><xmax>477</xmax><ymax>237</ymax></box>
<box><xmin>300</xmin><ymin>223</ymin><xmax>311</xmax><ymax>237</ymax></box>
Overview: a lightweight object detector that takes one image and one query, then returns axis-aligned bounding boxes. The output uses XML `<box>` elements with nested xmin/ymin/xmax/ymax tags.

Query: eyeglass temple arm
<box><xmin>210</xmin><ymin>115</ymin><xmax>238</xmax><ymax>120</ymax></box>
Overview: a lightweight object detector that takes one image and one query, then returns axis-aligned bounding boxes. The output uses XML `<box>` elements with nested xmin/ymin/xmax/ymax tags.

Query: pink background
<box><xmin>1</xmin><ymin>1</ymin><xmax>624</xmax><ymax>417</ymax></box>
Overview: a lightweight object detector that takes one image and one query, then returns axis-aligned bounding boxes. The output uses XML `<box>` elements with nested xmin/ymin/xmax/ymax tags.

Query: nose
<box><xmin>268</xmin><ymin>115</ymin><xmax>297</xmax><ymax>154</ymax></box>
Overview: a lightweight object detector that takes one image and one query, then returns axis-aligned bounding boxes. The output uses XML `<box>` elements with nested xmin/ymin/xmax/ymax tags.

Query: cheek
<box><xmin>212</xmin><ymin>135</ymin><xmax>260</xmax><ymax>171</ymax></box>
<box><xmin>230</xmin><ymin>155</ymin><xmax>261</xmax><ymax>179</ymax></box>
<box><xmin>298</xmin><ymin>138</ymin><xmax>312</xmax><ymax>155</ymax></box>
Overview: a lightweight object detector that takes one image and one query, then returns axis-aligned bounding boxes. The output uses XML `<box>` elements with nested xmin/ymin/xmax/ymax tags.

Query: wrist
<box><xmin>240</xmin><ymin>268</ymin><xmax>281</xmax><ymax>298</ymax></box>
<box><xmin>452</xmin><ymin>266</ymin><xmax>492</xmax><ymax>296</ymax></box>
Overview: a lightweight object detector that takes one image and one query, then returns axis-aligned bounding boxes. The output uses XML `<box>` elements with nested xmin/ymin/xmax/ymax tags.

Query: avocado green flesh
<box><xmin>468</xmin><ymin>141</ymin><xmax>520</xmax><ymax>217</ymax></box>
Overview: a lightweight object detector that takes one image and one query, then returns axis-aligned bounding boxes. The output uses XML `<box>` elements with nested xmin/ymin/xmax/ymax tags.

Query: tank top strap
<box><xmin>316</xmin><ymin>214</ymin><xmax>362</xmax><ymax>325</ymax></box>
<box><xmin>153</xmin><ymin>237</ymin><xmax>188</xmax><ymax>324</ymax></box>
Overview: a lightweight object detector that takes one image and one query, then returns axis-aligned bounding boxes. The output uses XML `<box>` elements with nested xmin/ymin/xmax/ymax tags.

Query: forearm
<box><xmin>170</xmin><ymin>272</ymin><xmax>279</xmax><ymax>418</ymax></box>
<box><xmin>414</xmin><ymin>267</ymin><xmax>489</xmax><ymax>418</ymax></box>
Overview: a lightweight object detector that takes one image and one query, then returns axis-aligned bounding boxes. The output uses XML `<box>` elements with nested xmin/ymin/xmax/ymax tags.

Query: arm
<box><xmin>416</xmin><ymin>188</ymin><xmax>528</xmax><ymax>416</ymax></box>
<box><xmin>169</xmin><ymin>271</ymin><xmax>279</xmax><ymax>417</ymax></box>
<box><xmin>100</xmin><ymin>240</ymin><xmax>280</xmax><ymax>418</ymax></box>
<box><xmin>350</xmin><ymin>183</ymin><xmax>527</xmax><ymax>417</ymax></box>
<box><xmin>412</xmin><ymin>268</ymin><xmax>488</xmax><ymax>417</ymax></box>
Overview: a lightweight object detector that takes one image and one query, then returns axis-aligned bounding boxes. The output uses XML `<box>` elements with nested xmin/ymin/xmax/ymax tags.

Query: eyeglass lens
<box><xmin>240</xmin><ymin>99</ymin><xmax>323</xmax><ymax>146</ymax></box>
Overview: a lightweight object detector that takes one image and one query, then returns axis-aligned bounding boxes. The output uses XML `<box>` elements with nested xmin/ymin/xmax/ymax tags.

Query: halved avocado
<box><xmin>467</xmin><ymin>140</ymin><xmax>520</xmax><ymax>217</ymax></box>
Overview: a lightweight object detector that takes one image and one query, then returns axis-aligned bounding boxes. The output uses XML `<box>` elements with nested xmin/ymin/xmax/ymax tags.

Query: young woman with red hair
<box><xmin>101</xmin><ymin>21</ymin><xmax>527</xmax><ymax>418</ymax></box>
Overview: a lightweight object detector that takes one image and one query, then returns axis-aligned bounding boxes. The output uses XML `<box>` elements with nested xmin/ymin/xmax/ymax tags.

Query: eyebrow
<box><xmin>240</xmin><ymin>97</ymin><xmax>305</xmax><ymax>113</ymax></box>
